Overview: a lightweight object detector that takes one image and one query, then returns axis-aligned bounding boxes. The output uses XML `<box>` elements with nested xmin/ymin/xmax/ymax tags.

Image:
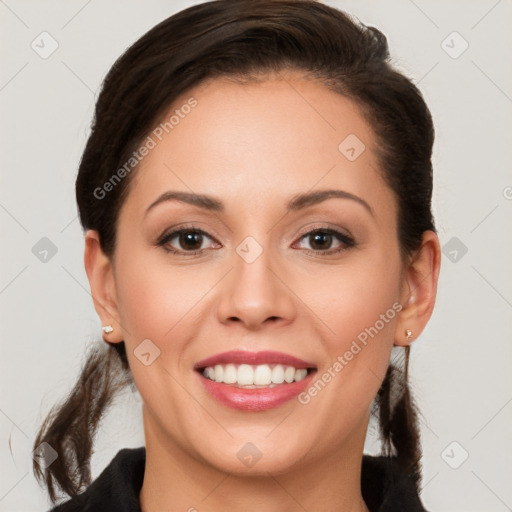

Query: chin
<box><xmin>202</xmin><ymin>440</ymin><xmax>309</xmax><ymax>476</ymax></box>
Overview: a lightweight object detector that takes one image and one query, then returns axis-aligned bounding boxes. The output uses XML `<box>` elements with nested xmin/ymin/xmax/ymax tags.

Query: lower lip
<box><xmin>197</xmin><ymin>371</ymin><xmax>315</xmax><ymax>411</ymax></box>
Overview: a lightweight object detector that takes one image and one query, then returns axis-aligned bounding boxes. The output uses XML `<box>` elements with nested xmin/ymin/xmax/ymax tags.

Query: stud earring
<box><xmin>102</xmin><ymin>325</ymin><xmax>114</xmax><ymax>334</ymax></box>
<box><xmin>405</xmin><ymin>329</ymin><xmax>413</xmax><ymax>341</ymax></box>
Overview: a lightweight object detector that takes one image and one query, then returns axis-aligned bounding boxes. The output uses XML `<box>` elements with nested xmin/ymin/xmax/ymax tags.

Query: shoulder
<box><xmin>48</xmin><ymin>447</ymin><xmax>146</xmax><ymax>512</ymax></box>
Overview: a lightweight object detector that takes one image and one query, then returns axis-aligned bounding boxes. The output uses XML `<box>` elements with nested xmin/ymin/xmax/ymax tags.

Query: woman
<box><xmin>33</xmin><ymin>0</ymin><xmax>441</xmax><ymax>510</ymax></box>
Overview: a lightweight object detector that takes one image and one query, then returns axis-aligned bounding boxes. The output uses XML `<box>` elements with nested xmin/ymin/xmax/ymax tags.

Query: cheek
<box><xmin>304</xmin><ymin>250</ymin><xmax>401</xmax><ymax>344</ymax></box>
<box><xmin>113</xmin><ymin>255</ymin><xmax>206</xmax><ymax>420</ymax></box>
<box><xmin>301</xmin><ymin>248</ymin><xmax>401</xmax><ymax>400</ymax></box>
<box><xmin>115</xmin><ymin>262</ymin><xmax>170</xmax><ymax>341</ymax></box>
<box><xmin>114</xmin><ymin>251</ymin><xmax>204</xmax><ymax>340</ymax></box>
<box><xmin>113</xmin><ymin>254</ymin><xmax>219</xmax><ymax>389</ymax></box>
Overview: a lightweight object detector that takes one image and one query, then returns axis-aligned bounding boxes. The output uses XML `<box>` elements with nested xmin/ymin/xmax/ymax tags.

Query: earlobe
<box><xmin>84</xmin><ymin>230</ymin><xmax>123</xmax><ymax>344</ymax></box>
<box><xmin>394</xmin><ymin>230</ymin><xmax>441</xmax><ymax>347</ymax></box>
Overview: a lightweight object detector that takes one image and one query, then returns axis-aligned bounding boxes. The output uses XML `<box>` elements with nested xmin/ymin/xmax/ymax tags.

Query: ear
<box><xmin>84</xmin><ymin>229</ymin><xmax>123</xmax><ymax>344</ymax></box>
<box><xmin>394</xmin><ymin>230</ymin><xmax>441</xmax><ymax>347</ymax></box>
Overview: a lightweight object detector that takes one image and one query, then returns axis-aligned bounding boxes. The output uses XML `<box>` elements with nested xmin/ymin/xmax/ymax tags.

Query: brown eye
<box><xmin>295</xmin><ymin>228</ymin><xmax>355</xmax><ymax>255</ymax></box>
<box><xmin>308</xmin><ymin>231</ymin><xmax>334</xmax><ymax>251</ymax></box>
<box><xmin>158</xmin><ymin>228</ymin><xmax>217</xmax><ymax>255</ymax></box>
<box><xmin>177</xmin><ymin>230</ymin><xmax>204</xmax><ymax>251</ymax></box>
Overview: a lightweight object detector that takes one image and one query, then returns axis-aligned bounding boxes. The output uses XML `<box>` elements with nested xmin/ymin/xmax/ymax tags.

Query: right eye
<box><xmin>157</xmin><ymin>227</ymin><xmax>220</xmax><ymax>255</ymax></box>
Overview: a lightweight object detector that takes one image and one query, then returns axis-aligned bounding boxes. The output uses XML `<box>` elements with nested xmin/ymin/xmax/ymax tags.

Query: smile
<box><xmin>195</xmin><ymin>350</ymin><xmax>317</xmax><ymax>410</ymax></box>
<box><xmin>201</xmin><ymin>364</ymin><xmax>310</xmax><ymax>387</ymax></box>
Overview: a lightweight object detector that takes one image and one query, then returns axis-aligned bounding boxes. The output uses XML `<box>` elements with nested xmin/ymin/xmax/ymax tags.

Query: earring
<box><xmin>102</xmin><ymin>325</ymin><xmax>114</xmax><ymax>334</ymax></box>
<box><xmin>405</xmin><ymin>329</ymin><xmax>413</xmax><ymax>341</ymax></box>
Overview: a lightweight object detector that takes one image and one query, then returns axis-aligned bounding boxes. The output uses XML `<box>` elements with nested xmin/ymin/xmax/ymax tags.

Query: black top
<box><xmin>49</xmin><ymin>447</ymin><xmax>428</xmax><ymax>511</ymax></box>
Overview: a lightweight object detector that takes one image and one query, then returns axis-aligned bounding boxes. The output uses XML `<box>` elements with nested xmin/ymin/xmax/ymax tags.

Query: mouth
<box><xmin>194</xmin><ymin>350</ymin><xmax>317</xmax><ymax>411</ymax></box>
<box><xmin>199</xmin><ymin>363</ymin><xmax>314</xmax><ymax>387</ymax></box>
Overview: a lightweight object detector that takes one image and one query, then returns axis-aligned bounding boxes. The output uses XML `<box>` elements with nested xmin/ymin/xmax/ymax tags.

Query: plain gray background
<box><xmin>1</xmin><ymin>1</ymin><xmax>511</xmax><ymax>510</ymax></box>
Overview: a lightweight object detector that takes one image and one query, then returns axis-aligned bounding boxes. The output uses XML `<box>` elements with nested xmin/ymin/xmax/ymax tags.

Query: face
<box><xmin>105</xmin><ymin>73</ymin><xmax>407</xmax><ymax>475</ymax></box>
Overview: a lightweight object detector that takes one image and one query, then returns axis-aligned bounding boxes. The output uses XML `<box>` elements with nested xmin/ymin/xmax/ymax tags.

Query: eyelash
<box><xmin>156</xmin><ymin>224</ymin><xmax>356</xmax><ymax>257</ymax></box>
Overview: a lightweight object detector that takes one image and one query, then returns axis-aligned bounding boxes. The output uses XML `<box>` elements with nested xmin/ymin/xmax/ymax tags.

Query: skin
<box><xmin>84</xmin><ymin>72</ymin><xmax>441</xmax><ymax>512</ymax></box>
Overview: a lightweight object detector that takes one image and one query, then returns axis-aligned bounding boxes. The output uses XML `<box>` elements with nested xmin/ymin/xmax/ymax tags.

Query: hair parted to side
<box><xmin>33</xmin><ymin>0</ymin><xmax>435</xmax><ymax>503</ymax></box>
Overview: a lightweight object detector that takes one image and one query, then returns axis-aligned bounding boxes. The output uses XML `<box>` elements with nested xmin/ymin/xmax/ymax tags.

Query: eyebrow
<box><xmin>144</xmin><ymin>189</ymin><xmax>374</xmax><ymax>217</ymax></box>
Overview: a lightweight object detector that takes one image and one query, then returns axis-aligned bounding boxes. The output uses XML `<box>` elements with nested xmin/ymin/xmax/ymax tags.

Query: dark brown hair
<box><xmin>33</xmin><ymin>0</ymin><xmax>435</xmax><ymax>503</ymax></box>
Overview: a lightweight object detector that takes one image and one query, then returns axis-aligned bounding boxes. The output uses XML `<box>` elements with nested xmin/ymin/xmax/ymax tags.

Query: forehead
<box><xmin>120</xmin><ymin>74</ymin><xmax>396</xmax><ymax>225</ymax></box>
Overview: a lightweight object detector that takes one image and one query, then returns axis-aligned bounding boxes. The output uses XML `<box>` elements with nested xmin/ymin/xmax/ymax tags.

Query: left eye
<box><xmin>294</xmin><ymin>229</ymin><xmax>354</xmax><ymax>254</ymax></box>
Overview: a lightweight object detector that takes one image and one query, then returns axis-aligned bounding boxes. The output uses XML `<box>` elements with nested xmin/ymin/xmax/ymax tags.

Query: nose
<box><xmin>216</xmin><ymin>244</ymin><xmax>296</xmax><ymax>331</ymax></box>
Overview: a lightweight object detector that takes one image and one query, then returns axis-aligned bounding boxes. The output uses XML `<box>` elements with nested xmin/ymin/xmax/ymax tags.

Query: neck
<box><xmin>139</xmin><ymin>411</ymin><xmax>370</xmax><ymax>512</ymax></box>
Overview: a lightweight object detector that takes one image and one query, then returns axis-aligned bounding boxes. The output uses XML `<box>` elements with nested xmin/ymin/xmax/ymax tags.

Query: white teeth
<box><xmin>223</xmin><ymin>364</ymin><xmax>237</xmax><ymax>384</ymax></box>
<box><xmin>294</xmin><ymin>369</ymin><xmax>308</xmax><ymax>382</ymax></box>
<box><xmin>240</xmin><ymin>364</ymin><xmax>254</xmax><ymax>386</ymax></box>
<box><xmin>204</xmin><ymin>367</ymin><xmax>215</xmax><ymax>380</ymax></box>
<box><xmin>201</xmin><ymin>363</ymin><xmax>311</xmax><ymax>386</ymax></box>
<box><xmin>254</xmin><ymin>364</ymin><xmax>272</xmax><ymax>385</ymax></box>
<box><xmin>271</xmin><ymin>364</ymin><xmax>285</xmax><ymax>384</ymax></box>
<box><xmin>214</xmin><ymin>364</ymin><xmax>224</xmax><ymax>383</ymax></box>
<box><xmin>284</xmin><ymin>366</ymin><xmax>295</xmax><ymax>383</ymax></box>
<box><xmin>237</xmin><ymin>364</ymin><xmax>254</xmax><ymax>386</ymax></box>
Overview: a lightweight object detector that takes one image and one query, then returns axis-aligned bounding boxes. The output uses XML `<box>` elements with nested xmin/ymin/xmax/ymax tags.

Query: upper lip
<box><xmin>194</xmin><ymin>350</ymin><xmax>316</xmax><ymax>370</ymax></box>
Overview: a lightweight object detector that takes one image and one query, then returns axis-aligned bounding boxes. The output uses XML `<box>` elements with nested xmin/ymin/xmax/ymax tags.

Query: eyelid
<box><xmin>295</xmin><ymin>222</ymin><xmax>353</xmax><ymax>241</ymax></box>
<box><xmin>158</xmin><ymin>222</ymin><xmax>221</xmax><ymax>243</ymax></box>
